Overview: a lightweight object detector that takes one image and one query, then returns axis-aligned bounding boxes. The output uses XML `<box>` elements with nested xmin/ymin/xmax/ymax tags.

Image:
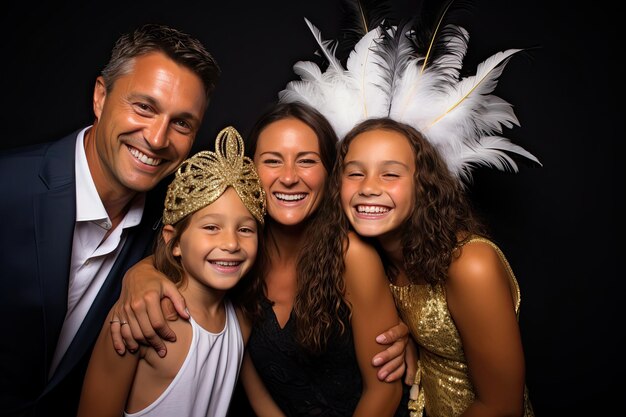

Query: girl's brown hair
<box><xmin>332</xmin><ymin>117</ymin><xmax>487</xmax><ymax>285</ymax></box>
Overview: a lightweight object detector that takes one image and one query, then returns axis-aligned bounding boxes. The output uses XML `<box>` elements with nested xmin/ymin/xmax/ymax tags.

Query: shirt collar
<box><xmin>75</xmin><ymin>127</ymin><xmax>145</xmax><ymax>229</ymax></box>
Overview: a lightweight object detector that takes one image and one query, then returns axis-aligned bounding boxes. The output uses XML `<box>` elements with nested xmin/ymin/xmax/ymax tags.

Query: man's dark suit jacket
<box><xmin>0</xmin><ymin>131</ymin><xmax>165</xmax><ymax>416</ymax></box>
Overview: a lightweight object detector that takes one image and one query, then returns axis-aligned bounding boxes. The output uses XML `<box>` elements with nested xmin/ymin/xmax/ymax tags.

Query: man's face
<box><xmin>88</xmin><ymin>52</ymin><xmax>207</xmax><ymax>196</ymax></box>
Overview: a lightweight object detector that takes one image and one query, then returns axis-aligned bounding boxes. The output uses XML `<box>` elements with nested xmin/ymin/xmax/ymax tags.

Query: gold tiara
<box><xmin>163</xmin><ymin>126</ymin><xmax>266</xmax><ymax>225</ymax></box>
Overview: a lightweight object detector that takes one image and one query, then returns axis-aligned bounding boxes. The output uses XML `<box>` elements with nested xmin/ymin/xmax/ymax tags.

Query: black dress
<box><xmin>243</xmin><ymin>297</ymin><xmax>410</xmax><ymax>417</ymax></box>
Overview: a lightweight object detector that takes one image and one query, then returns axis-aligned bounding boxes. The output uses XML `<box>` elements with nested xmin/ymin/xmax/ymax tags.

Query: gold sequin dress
<box><xmin>389</xmin><ymin>237</ymin><xmax>534</xmax><ymax>417</ymax></box>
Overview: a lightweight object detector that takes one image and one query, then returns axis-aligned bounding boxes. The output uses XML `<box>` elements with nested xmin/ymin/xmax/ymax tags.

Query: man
<box><xmin>0</xmin><ymin>23</ymin><xmax>220</xmax><ymax>416</ymax></box>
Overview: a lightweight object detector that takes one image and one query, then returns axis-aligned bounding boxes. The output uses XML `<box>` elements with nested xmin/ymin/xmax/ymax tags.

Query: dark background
<box><xmin>0</xmin><ymin>1</ymin><xmax>619</xmax><ymax>415</ymax></box>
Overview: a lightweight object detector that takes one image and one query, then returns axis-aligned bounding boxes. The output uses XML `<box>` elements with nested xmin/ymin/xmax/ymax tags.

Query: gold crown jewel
<box><xmin>162</xmin><ymin>126</ymin><xmax>266</xmax><ymax>225</ymax></box>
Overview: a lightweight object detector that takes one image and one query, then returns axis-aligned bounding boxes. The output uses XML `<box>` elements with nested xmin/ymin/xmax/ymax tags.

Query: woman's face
<box><xmin>340</xmin><ymin>128</ymin><xmax>415</xmax><ymax>243</ymax></box>
<box><xmin>253</xmin><ymin>118</ymin><xmax>327</xmax><ymax>227</ymax></box>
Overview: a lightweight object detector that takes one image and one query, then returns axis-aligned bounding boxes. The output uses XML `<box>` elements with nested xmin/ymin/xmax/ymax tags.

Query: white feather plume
<box><xmin>279</xmin><ymin>15</ymin><xmax>540</xmax><ymax>182</ymax></box>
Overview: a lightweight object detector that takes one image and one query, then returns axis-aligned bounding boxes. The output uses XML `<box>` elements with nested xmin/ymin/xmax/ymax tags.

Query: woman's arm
<box><xmin>446</xmin><ymin>241</ymin><xmax>525</xmax><ymax>417</ymax></box>
<box><xmin>239</xmin><ymin>353</ymin><xmax>287</xmax><ymax>417</ymax></box>
<box><xmin>109</xmin><ymin>255</ymin><xmax>188</xmax><ymax>356</ymax></box>
<box><xmin>344</xmin><ymin>232</ymin><xmax>403</xmax><ymax>417</ymax></box>
<box><xmin>235</xmin><ymin>307</ymin><xmax>286</xmax><ymax>417</ymax></box>
<box><xmin>78</xmin><ymin>309</ymin><xmax>141</xmax><ymax>417</ymax></box>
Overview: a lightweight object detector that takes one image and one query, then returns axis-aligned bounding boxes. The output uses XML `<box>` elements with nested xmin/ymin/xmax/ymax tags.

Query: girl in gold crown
<box><xmin>78</xmin><ymin>127</ymin><xmax>269</xmax><ymax>417</ymax></box>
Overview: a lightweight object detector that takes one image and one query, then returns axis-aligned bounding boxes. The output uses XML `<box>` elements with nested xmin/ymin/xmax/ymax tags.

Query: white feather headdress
<box><xmin>278</xmin><ymin>4</ymin><xmax>540</xmax><ymax>183</ymax></box>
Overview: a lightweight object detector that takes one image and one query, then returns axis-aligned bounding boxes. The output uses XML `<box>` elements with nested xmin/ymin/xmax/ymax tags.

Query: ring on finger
<box><xmin>109</xmin><ymin>319</ymin><xmax>120</xmax><ymax>324</ymax></box>
<box><xmin>120</xmin><ymin>321</ymin><xmax>129</xmax><ymax>326</ymax></box>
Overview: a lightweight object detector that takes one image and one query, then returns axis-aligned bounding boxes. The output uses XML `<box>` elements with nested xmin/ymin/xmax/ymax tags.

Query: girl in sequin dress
<box><xmin>328</xmin><ymin>118</ymin><xmax>535</xmax><ymax>417</ymax></box>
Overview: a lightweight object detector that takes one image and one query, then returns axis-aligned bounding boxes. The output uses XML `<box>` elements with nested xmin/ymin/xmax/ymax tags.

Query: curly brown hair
<box><xmin>330</xmin><ymin>118</ymin><xmax>487</xmax><ymax>285</ymax></box>
<box><xmin>295</xmin><ymin>184</ymin><xmax>352</xmax><ymax>354</ymax></box>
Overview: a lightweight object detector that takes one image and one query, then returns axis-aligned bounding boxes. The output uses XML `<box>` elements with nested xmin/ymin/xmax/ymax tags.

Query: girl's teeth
<box><xmin>213</xmin><ymin>261</ymin><xmax>240</xmax><ymax>266</ymax></box>
<box><xmin>357</xmin><ymin>205</ymin><xmax>389</xmax><ymax>213</ymax></box>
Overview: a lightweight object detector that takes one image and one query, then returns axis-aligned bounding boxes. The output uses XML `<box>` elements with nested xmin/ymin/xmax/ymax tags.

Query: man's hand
<box><xmin>108</xmin><ymin>255</ymin><xmax>188</xmax><ymax>357</ymax></box>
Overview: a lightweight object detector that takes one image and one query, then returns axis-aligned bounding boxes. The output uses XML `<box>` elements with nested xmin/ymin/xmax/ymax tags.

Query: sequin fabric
<box><xmin>389</xmin><ymin>237</ymin><xmax>534</xmax><ymax>417</ymax></box>
<box><xmin>162</xmin><ymin>126</ymin><xmax>266</xmax><ymax>225</ymax></box>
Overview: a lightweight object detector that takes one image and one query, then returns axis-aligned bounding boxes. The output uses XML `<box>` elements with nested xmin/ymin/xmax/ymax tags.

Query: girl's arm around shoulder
<box><xmin>344</xmin><ymin>231</ymin><xmax>403</xmax><ymax>417</ymax></box>
<box><xmin>446</xmin><ymin>240</ymin><xmax>525</xmax><ymax>417</ymax></box>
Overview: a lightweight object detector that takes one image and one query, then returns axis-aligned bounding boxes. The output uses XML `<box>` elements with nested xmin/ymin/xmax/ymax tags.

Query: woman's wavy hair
<box><xmin>152</xmin><ymin>204</ymin><xmax>265</xmax><ymax>321</ymax></box>
<box><xmin>295</xmin><ymin>173</ymin><xmax>352</xmax><ymax>354</ymax></box>
<box><xmin>247</xmin><ymin>101</ymin><xmax>346</xmax><ymax>353</ymax></box>
<box><xmin>330</xmin><ymin>117</ymin><xmax>487</xmax><ymax>285</ymax></box>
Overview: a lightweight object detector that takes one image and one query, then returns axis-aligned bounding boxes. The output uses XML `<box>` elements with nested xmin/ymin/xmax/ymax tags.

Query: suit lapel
<box><xmin>46</xmin><ymin>228</ymin><xmax>142</xmax><ymax>389</ymax></box>
<box><xmin>34</xmin><ymin>134</ymin><xmax>77</xmax><ymax>371</ymax></box>
<box><xmin>46</xmin><ymin>192</ymin><xmax>161</xmax><ymax>390</ymax></box>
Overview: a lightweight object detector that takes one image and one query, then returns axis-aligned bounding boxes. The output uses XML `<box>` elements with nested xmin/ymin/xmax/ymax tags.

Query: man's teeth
<box><xmin>129</xmin><ymin>147</ymin><xmax>161</xmax><ymax>166</ymax></box>
<box><xmin>275</xmin><ymin>193</ymin><xmax>306</xmax><ymax>201</ymax></box>
<box><xmin>357</xmin><ymin>205</ymin><xmax>390</xmax><ymax>214</ymax></box>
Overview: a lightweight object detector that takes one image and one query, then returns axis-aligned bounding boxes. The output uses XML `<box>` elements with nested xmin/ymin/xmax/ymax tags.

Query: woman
<box><xmin>240</xmin><ymin>102</ymin><xmax>407</xmax><ymax>416</ymax></box>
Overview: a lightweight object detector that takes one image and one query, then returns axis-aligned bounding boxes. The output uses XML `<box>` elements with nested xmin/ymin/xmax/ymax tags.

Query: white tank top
<box><xmin>124</xmin><ymin>299</ymin><xmax>244</xmax><ymax>417</ymax></box>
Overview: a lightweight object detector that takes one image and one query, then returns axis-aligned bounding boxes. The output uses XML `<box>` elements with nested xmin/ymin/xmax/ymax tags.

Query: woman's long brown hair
<box><xmin>248</xmin><ymin>102</ymin><xmax>346</xmax><ymax>353</ymax></box>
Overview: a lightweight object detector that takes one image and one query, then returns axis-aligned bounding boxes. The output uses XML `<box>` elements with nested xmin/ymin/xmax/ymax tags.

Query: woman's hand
<box><xmin>372</xmin><ymin>320</ymin><xmax>411</xmax><ymax>382</ymax></box>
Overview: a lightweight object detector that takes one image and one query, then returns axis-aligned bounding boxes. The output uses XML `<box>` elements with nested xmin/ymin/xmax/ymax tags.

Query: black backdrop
<box><xmin>0</xmin><ymin>1</ymin><xmax>620</xmax><ymax>415</ymax></box>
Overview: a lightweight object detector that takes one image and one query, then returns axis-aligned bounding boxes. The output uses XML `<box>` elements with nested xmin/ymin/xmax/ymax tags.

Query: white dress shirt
<box><xmin>48</xmin><ymin>127</ymin><xmax>145</xmax><ymax>378</ymax></box>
